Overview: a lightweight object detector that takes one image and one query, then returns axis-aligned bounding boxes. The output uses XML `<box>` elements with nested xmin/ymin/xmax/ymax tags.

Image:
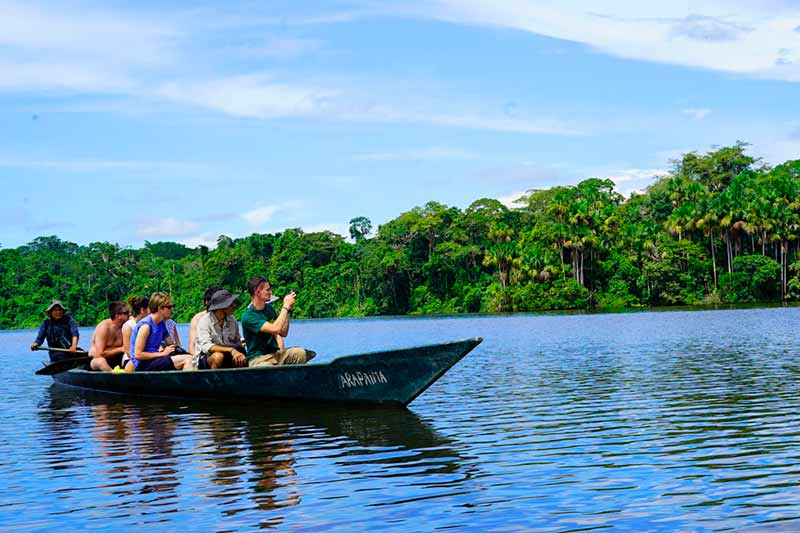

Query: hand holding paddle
<box><xmin>34</xmin><ymin>346</ymin><xmax>88</xmax><ymax>355</ymax></box>
<box><xmin>33</xmin><ymin>347</ymin><xmax>91</xmax><ymax>376</ymax></box>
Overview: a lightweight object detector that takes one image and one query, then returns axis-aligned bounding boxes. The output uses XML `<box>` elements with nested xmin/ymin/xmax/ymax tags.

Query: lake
<box><xmin>3</xmin><ymin>308</ymin><xmax>800</xmax><ymax>531</ymax></box>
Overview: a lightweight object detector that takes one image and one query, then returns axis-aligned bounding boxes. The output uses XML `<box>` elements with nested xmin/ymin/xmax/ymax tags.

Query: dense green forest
<box><xmin>2</xmin><ymin>142</ymin><xmax>799</xmax><ymax>330</ymax></box>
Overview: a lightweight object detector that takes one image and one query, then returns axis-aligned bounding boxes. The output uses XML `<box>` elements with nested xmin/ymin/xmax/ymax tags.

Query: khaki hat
<box><xmin>45</xmin><ymin>300</ymin><xmax>68</xmax><ymax>313</ymax></box>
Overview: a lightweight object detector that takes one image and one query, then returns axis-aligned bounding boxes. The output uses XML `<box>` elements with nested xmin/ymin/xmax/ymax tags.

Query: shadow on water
<box><xmin>34</xmin><ymin>384</ymin><xmax>464</xmax><ymax>529</ymax></box>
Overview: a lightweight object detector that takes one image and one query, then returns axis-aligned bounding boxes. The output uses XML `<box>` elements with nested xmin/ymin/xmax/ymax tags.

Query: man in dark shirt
<box><xmin>30</xmin><ymin>300</ymin><xmax>80</xmax><ymax>362</ymax></box>
<box><xmin>241</xmin><ymin>276</ymin><xmax>315</xmax><ymax>366</ymax></box>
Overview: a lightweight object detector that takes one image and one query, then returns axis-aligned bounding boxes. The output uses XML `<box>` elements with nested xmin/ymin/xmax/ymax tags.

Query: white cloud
<box><xmin>682</xmin><ymin>108</ymin><xmax>711</xmax><ymax>120</ymax></box>
<box><xmin>497</xmin><ymin>190</ymin><xmax>528</xmax><ymax>207</ymax></box>
<box><xmin>408</xmin><ymin>1</ymin><xmax>800</xmax><ymax>81</ymax></box>
<box><xmin>301</xmin><ymin>223</ymin><xmax>350</xmax><ymax>238</ymax></box>
<box><xmin>242</xmin><ymin>205</ymin><xmax>281</xmax><ymax>226</ymax></box>
<box><xmin>354</xmin><ymin>146</ymin><xmax>479</xmax><ymax>161</ymax></box>
<box><xmin>178</xmin><ymin>232</ymin><xmax>219</xmax><ymax>249</ymax></box>
<box><xmin>0</xmin><ymin>1</ymin><xmax>178</xmax><ymax>66</ymax></box>
<box><xmin>155</xmin><ymin>75</ymin><xmax>336</xmax><ymax>119</ymax></box>
<box><xmin>603</xmin><ymin>168</ymin><xmax>670</xmax><ymax>195</ymax></box>
<box><xmin>0</xmin><ymin>157</ymin><xmax>200</xmax><ymax>173</ymax></box>
<box><xmin>137</xmin><ymin>218</ymin><xmax>199</xmax><ymax>238</ymax></box>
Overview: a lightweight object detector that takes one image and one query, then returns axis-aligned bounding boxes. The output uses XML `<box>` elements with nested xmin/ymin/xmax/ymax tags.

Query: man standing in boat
<box><xmin>130</xmin><ymin>292</ymin><xmax>191</xmax><ymax>371</ymax></box>
<box><xmin>241</xmin><ymin>276</ymin><xmax>315</xmax><ymax>366</ymax></box>
<box><xmin>30</xmin><ymin>300</ymin><xmax>80</xmax><ymax>362</ymax></box>
<box><xmin>88</xmin><ymin>301</ymin><xmax>130</xmax><ymax>372</ymax></box>
<box><xmin>193</xmin><ymin>289</ymin><xmax>247</xmax><ymax>370</ymax></box>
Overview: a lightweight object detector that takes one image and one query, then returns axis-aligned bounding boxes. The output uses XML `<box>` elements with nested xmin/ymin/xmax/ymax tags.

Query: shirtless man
<box><xmin>89</xmin><ymin>301</ymin><xmax>130</xmax><ymax>372</ymax></box>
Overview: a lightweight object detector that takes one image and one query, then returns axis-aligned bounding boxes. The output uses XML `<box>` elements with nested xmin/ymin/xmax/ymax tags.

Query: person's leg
<box><xmin>248</xmin><ymin>353</ymin><xmax>278</xmax><ymax>367</ymax></box>
<box><xmin>277</xmin><ymin>347</ymin><xmax>316</xmax><ymax>365</ymax></box>
<box><xmin>91</xmin><ymin>356</ymin><xmax>112</xmax><ymax>372</ymax></box>
<box><xmin>170</xmin><ymin>353</ymin><xmax>191</xmax><ymax>370</ymax></box>
<box><xmin>208</xmin><ymin>351</ymin><xmax>225</xmax><ymax>369</ymax></box>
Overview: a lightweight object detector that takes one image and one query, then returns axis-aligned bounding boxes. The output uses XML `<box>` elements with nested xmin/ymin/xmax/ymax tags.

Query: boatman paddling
<box><xmin>241</xmin><ymin>276</ymin><xmax>315</xmax><ymax>366</ymax></box>
<box><xmin>30</xmin><ymin>300</ymin><xmax>80</xmax><ymax>362</ymax></box>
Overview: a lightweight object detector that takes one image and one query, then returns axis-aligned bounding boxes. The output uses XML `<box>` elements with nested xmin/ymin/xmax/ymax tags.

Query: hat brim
<box><xmin>209</xmin><ymin>295</ymin><xmax>239</xmax><ymax>311</ymax></box>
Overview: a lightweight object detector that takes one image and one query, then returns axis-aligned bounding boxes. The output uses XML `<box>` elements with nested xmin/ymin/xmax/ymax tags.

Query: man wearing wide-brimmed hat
<box><xmin>30</xmin><ymin>300</ymin><xmax>80</xmax><ymax>362</ymax></box>
<box><xmin>192</xmin><ymin>289</ymin><xmax>247</xmax><ymax>370</ymax></box>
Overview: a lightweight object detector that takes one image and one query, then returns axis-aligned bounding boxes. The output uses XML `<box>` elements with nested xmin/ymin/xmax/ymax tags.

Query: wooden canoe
<box><xmin>51</xmin><ymin>337</ymin><xmax>482</xmax><ymax>406</ymax></box>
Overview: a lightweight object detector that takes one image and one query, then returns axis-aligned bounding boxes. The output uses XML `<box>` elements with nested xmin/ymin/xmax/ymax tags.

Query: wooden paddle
<box><xmin>34</xmin><ymin>347</ymin><xmax>90</xmax><ymax>376</ymax></box>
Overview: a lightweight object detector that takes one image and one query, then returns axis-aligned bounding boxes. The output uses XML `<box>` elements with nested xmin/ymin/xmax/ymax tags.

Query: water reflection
<box><xmin>35</xmin><ymin>384</ymin><xmax>461</xmax><ymax>530</ymax></box>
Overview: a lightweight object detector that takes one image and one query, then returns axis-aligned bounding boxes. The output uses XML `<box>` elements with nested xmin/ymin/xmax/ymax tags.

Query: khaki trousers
<box><xmin>249</xmin><ymin>347</ymin><xmax>316</xmax><ymax>367</ymax></box>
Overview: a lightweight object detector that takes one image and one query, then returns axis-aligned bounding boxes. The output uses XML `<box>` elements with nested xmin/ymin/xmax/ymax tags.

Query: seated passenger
<box><xmin>192</xmin><ymin>289</ymin><xmax>247</xmax><ymax>370</ymax></box>
<box><xmin>130</xmin><ymin>292</ymin><xmax>191</xmax><ymax>371</ymax></box>
<box><xmin>30</xmin><ymin>300</ymin><xmax>80</xmax><ymax>362</ymax></box>
<box><xmin>241</xmin><ymin>276</ymin><xmax>315</xmax><ymax>367</ymax></box>
<box><xmin>188</xmin><ymin>286</ymin><xmax>222</xmax><ymax>356</ymax></box>
<box><xmin>89</xmin><ymin>301</ymin><xmax>130</xmax><ymax>371</ymax></box>
<box><xmin>121</xmin><ymin>295</ymin><xmax>149</xmax><ymax>371</ymax></box>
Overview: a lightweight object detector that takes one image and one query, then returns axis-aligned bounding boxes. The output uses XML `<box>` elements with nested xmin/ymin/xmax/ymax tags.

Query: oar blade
<box><xmin>35</xmin><ymin>356</ymin><xmax>91</xmax><ymax>376</ymax></box>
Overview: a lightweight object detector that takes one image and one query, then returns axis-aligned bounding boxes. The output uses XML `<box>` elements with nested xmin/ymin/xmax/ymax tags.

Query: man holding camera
<box><xmin>241</xmin><ymin>276</ymin><xmax>315</xmax><ymax>367</ymax></box>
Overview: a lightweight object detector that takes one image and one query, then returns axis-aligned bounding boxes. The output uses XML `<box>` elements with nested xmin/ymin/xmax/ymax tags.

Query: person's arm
<box><xmin>188</xmin><ymin>314</ymin><xmax>200</xmax><ymax>355</ymax></box>
<box><xmin>276</xmin><ymin>334</ymin><xmax>285</xmax><ymax>351</ymax></box>
<box><xmin>122</xmin><ymin>323</ymin><xmax>133</xmax><ymax>358</ymax></box>
<box><xmin>94</xmin><ymin>325</ymin><xmax>125</xmax><ymax>359</ymax></box>
<box><xmin>170</xmin><ymin>322</ymin><xmax>182</xmax><ymax>347</ymax></box>
<box><xmin>31</xmin><ymin>320</ymin><xmax>47</xmax><ymax>350</ymax></box>
<box><xmin>69</xmin><ymin>318</ymin><xmax>79</xmax><ymax>351</ymax></box>
<box><xmin>258</xmin><ymin>292</ymin><xmax>295</xmax><ymax>337</ymax></box>
<box><xmin>134</xmin><ymin>324</ymin><xmax>175</xmax><ymax>361</ymax></box>
<box><xmin>195</xmin><ymin>316</ymin><xmax>214</xmax><ymax>355</ymax></box>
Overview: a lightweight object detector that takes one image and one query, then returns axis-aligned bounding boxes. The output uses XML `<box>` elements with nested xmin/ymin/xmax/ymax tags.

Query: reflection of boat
<box><xmin>52</xmin><ymin>338</ymin><xmax>482</xmax><ymax>406</ymax></box>
<box><xmin>43</xmin><ymin>385</ymin><xmax>457</xmax><ymax>452</ymax></box>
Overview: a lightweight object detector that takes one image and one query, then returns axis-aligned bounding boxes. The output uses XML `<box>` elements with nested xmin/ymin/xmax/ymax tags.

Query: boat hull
<box><xmin>52</xmin><ymin>338</ymin><xmax>482</xmax><ymax>406</ymax></box>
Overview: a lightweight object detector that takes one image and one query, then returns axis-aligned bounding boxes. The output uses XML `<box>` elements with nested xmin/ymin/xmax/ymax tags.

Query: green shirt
<box><xmin>241</xmin><ymin>304</ymin><xmax>280</xmax><ymax>360</ymax></box>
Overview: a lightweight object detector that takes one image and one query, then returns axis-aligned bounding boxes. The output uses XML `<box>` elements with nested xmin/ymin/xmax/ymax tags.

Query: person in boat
<box><xmin>88</xmin><ymin>301</ymin><xmax>130</xmax><ymax>372</ymax></box>
<box><xmin>121</xmin><ymin>295</ymin><xmax>149</xmax><ymax>371</ymax></box>
<box><xmin>188</xmin><ymin>286</ymin><xmax>222</xmax><ymax>356</ymax></box>
<box><xmin>30</xmin><ymin>300</ymin><xmax>80</xmax><ymax>362</ymax></box>
<box><xmin>241</xmin><ymin>276</ymin><xmax>315</xmax><ymax>367</ymax></box>
<box><xmin>164</xmin><ymin>316</ymin><xmax>181</xmax><ymax>349</ymax></box>
<box><xmin>192</xmin><ymin>289</ymin><xmax>247</xmax><ymax>370</ymax></box>
<box><xmin>130</xmin><ymin>292</ymin><xmax>191</xmax><ymax>371</ymax></box>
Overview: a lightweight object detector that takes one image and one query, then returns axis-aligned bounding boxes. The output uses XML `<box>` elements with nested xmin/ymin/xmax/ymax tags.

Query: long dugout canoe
<box><xmin>52</xmin><ymin>337</ymin><xmax>482</xmax><ymax>406</ymax></box>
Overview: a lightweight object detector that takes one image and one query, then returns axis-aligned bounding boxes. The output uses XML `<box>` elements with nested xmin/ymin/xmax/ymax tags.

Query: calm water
<box><xmin>3</xmin><ymin>309</ymin><xmax>800</xmax><ymax>532</ymax></box>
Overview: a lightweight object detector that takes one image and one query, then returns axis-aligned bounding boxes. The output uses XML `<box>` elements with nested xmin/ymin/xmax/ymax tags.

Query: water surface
<box><xmin>3</xmin><ymin>308</ymin><xmax>800</xmax><ymax>531</ymax></box>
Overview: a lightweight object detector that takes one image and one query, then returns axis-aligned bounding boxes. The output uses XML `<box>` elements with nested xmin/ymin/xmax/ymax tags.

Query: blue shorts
<box><xmin>136</xmin><ymin>356</ymin><xmax>176</xmax><ymax>372</ymax></box>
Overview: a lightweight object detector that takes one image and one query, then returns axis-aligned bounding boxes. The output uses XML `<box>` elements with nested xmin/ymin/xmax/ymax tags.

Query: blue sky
<box><xmin>1</xmin><ymin>0</ymin><xmax>799</xmax><ymax>249</ymax></box>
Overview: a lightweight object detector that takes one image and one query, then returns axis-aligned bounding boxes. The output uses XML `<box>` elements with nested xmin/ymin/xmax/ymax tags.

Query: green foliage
<box><xmin>3</xmin><ymin>145</ymin><xmax>800</xmax><ymax>330</ymax></box>
<box><xmin>719</xmin><ymin>255</ymin><xmax>780</xmax><ymax>302</ymax></box>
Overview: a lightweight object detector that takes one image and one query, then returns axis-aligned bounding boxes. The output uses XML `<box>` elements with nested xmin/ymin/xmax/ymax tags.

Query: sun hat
<box><xmin>45</xmin><ymin>300</ymin><xmax>68</xmax><ymax>313</ymax></box>
<box><xmin>208</xmin><ymin>290</ymin><xmax>239</xmax><ymax>311</ymax></box>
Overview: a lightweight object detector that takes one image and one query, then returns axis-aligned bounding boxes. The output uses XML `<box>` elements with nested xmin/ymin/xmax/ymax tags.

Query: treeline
<box><xmin>2</xmin><ymin>142</ymin><xmax>799</xmax><ymax>330</ymax></box>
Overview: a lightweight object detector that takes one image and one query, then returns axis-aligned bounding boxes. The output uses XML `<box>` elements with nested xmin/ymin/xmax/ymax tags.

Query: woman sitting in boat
<box><xmin>30</xmin><ymin>300</ymin><xmax>80</xmax><ymax>362</ymax></box>
<box><xmin>130</xmin><ymin>292</ymin><xmax>191</xmax><ymax>371</ymax></box>
<box><xmin>121</xmin><ymin>295</ymin><xmax>149</xmax><ymax>371</ymax></box>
